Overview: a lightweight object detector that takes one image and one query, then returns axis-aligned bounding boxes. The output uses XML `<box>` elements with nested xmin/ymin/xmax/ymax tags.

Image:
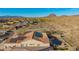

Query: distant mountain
<box><xmin>61</xmin><ymin>15</ymin><xmax>68</xmax><ymax>16</ymax></box>
<box><xmin>47</xmin><ymin>14</ymin><xmax>56</xmax><ymax>17</ymax></box>
<box><xmin>61</xmin><ymin>15</ymin><xmax>79</xmax><ymax>17</ymax></box>
<box><xmin>0</xmin><ymin>16</ymin><xmax>23</xmax><ymax>18</ymax></box>
<box><xmin>71</xmin><ymin>15</ymin><xmax>79</xmax><ymax>16</ymax></box>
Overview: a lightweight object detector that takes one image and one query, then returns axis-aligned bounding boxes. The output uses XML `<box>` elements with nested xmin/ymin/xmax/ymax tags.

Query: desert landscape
<box><xmin>0</xmin><ymin>8</ymin><xmax>79</xmax><ymax>51</ymax></box>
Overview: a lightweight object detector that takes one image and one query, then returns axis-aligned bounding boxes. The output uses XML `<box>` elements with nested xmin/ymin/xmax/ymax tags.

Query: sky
<box><xmin>0</xmin><ymin>8</ymin><xmax>79</xmax><ymax>17</ymax></box>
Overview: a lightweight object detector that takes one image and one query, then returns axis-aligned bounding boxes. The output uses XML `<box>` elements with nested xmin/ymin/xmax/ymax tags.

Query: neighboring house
<box><xmin>0</xmin><ymin>19</ymin><xmax>8</xmax><ymax>23</ymax></box>
<box><xmin>15</xmin><ymin>21</ymin><xmax>29</xmax><ymax>29</ymax></box>
<box><xmin>0</xmin><ymin>30</ymin><xmax>14</xmax><ymax>43</ymax></box>
<box><xmin>16</xmin><ymin>21</ymin><xmax>28</xmax><ymax>26</ymax></box>
<box><xmin>0</xmin><ymin>30</ymin><xmax>7</xmax><ymax>35</ymax></box>
<box><xmin>3</xmin><ymin>31</ymin><xmax>50</xmax><ymax>50</ymax></box>
<box><xmin>47</xmin><ymin>34</ymin><xmax>62</xmax><ymax>46</ymax></box>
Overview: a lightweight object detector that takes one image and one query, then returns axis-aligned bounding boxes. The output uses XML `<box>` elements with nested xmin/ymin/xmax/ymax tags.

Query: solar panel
<box><xmin>33</xmin><ymin>32</ymin><xmax>43</xmax><ymax>40</ymax></box>
<box><xmin>47</xmin><ymin>35</ymin><xmax>62</xmax><ymax>46</ymax></box>
<box><xmin>34</xmin><ymin>32</ymin><xmax>43</xmax><ymax>37</ymax></box>
<box><xmin>51</xmin><ymin>39</ymin><xmax>62</xmax><ymax>46</ymax></box>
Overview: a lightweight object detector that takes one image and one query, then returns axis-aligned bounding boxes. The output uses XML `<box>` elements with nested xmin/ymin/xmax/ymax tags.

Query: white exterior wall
<box><xmin>4</xmin><ymin>43</ymin><xmax>21</xmax><ymax>49</ymax></box>
<box><xmin>21</xmin><ymin>39</ymin><xmax>50</xmax><ymax>47</ymax></box>
<box><xmin>3</xmin><ymin>39</ymin><xmax>50</xmax><ymax>50</ymax></box>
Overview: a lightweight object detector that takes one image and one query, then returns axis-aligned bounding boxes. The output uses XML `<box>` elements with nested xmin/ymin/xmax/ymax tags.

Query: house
<box><xmin>0</xmin><ymin>30</ymin><xmax>14</xmax><ymax>43</ymax></box>
<box><xmin>22</xmin><ymin>31</ymin><xmax>50</xmax><ymax>47</ymax></box>
<box><xmin>0</xmin><ymin>19</ymin><xmax>8</xmax><ymax>23</ymax></box>
<box><xmin>0</xmin><ymin>30</ymin><xmax>7</xmax><ymax>35</ymax></box>
<box><xmin>3</xmin><ymin>31</ymin><xmax>50</xmax><ymax>51</ymax></box>
<box><xmin>48</xmin><ymin>34</ymin><xmax>62</xmax><ymax>46</ymax></box>
<box><xmin>15</xmin><ymin>21</ymin><xmax>29</xmax><ymax>29</ymax></box>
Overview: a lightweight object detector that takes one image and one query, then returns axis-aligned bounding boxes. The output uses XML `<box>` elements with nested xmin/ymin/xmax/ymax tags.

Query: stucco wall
<box><xmin>3</xmin><ymin>39</ymin><xmax>50</xmax><ymax>50</ymax></box>
<box><xmin>4</xmin><ymin>43</ymin><xmax>21</xmax><ymax>49</ymax></box>
<box><xmin>21</xmin><ymin>39</ymin><xmax>50</xmax><ymax>47</ymax></box>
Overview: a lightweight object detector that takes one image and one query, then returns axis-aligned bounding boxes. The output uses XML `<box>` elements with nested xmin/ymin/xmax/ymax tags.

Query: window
<box><xmin>5</xmin><ymin>46</ymin><xmax>7</xmax><ymax>49</ymax></box>
<box><xmin>37</xmin><ymin>44</ymin><xmax>40</xmax><ymax>46</ymax></box>
<box><xmin>26</xmin><ymin>44</ymin><xmax>27</xmax><ymax>46</ymax></box>
<box><xmin>30</xmin><ymin>44</ymin><xmax>34</xmax><ymax>45</ymax></box>
<box><xmin>28</xmin><ymin>44</ymin><xmax>35</xmax><ymax>46</ymax></box>
<box><xmin>21</xmin><ymin>44</ymin><xmax>24</xmax><ymax>48</ymax></box>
